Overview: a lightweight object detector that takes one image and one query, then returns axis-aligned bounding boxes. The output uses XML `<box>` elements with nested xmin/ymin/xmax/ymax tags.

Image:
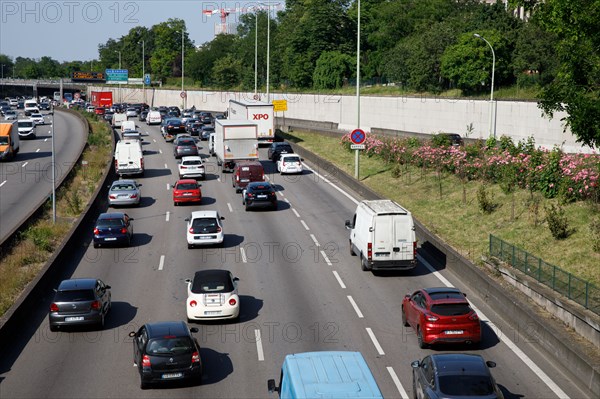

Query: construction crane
<box><xmin>203</xmin><ymin>4</ymin><xmax>284</xmax><ymax>36</ymax></box>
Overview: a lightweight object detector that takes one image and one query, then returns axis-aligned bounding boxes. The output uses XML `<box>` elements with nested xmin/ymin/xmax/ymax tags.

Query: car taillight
<box><xmin>130</xmin><ymin>193</ymin><xmax>138</xmax><ymax>198</ymax></box>
<box><xmin>282</xmin><ymin>161</ymin><xmax>286</xmax><ymax>166</ymax></box>
<box><xmin>142</xmin><ymin>355</ymin><xmax>151</xmax><ymax>367</ymax></box>
<box><xmin>469</xmin><ymin>312</ymin><xmax>479</xmax><ymax>321</ymax></box>
<box><xmin>91</xmin><ymin>300</ymin><xmax>101</xmax><ymax>310</ymax></box>
<box><xmin>189</xmin><ymin>227</ymin><xmax>194</xmax><ymax>234</ymax></box>
<box><xmin>236</xmin><ymin>175</ymin><xmax>239</xmax><ymax>181</ymax></box>
<box><xmin>93</xmin><ymin>228</ymin><xmax>99</xmax><ymax>235</ymax></box>
<box><xmin>247</xmin><ymin>193</ymin><xmax>254</xmax><ymax>198</ymax></box>
<box><xmin>109</xmin><ymin>194</ymin><xmax>116</xmax><ymax>199</ymax></box>
<box><xmin>191</xmin><ymin>351</ymin><xmax>200</xmax><ymax>363</ymax></box>
<box><xmin>367</xmin><ymin>242</ymin><xmax>372</xmax><ymax>261</ymax></box>
<box><xmin>50</xmin><ymin>303</ymin><xmax>58</xmax><ymax>312</ymax></box>
<box><xmin>216</xmin><ymin>226</ymin><xmax>222</xmax><ymax>233</ymax></box>
<box><xmin>114</xmin><ymin>160</ymin><xmax>118</xmax><ymax>171</ymax></box>
<box><xmin>425</xmin><ymin>314</ymin><xmax>439</xmax><ymax>322</ymax></box>
<box><xmin>181</xmin><ymin>165</ymin><xmax>187</xmax><ymax>169</ymax></box>
<box><xmin>189</xmin><ymin>300</ymin><xmax>197</xmax><ymax>307</ymax></box>
<box><xmin>229</xmin><ymin>298</ymin><xmax>237</xmax><ymax>306</ymax></box>
<box><xmin>413</xmin><ymin>241</ymin><xmax>417</xmax><ymax>258</ymax></box>
<box><xmin>141</xmin><ymin>158</ymin><xmax>144</xmax><ymax>169</ymax></box>
<box><xmin>120</xmin><ymin>227</ymin><xmax>127</xmax><ymax>234</ymax></box>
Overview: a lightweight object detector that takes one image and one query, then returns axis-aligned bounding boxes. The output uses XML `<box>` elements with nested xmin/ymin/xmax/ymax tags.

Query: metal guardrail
<box><xmin>489</xmin><ymin>234</ymin><xmax>600</xmax><ymax>316</ymax></box>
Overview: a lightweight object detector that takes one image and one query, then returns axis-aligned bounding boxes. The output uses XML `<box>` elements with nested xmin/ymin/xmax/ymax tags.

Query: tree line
<box><xmin>0</xmin><ymin>0</ymin><xmax>597</xmax><ymax>147</ymax></box>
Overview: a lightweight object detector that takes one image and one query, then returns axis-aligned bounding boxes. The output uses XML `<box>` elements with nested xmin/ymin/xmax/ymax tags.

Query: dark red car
<box><xmin>94</xmin><ymin>107</ymin><xmax>106</xmax><ymax>115</ymax></box>
<box><xmin>172</xmin><ymin>179</ymin><xmax>202</xmax><ymax>205</ymax></box>
<box><xmin>401</xmin><ymin>287</ymin><xmax>481</xmax><ymax>348</ymax></box>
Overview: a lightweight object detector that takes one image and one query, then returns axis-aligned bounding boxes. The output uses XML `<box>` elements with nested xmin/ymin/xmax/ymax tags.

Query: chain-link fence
<box><xmin>489</xmin><ymin>235</ymin><xmax>600</xmax><ymax>316</ymax></box>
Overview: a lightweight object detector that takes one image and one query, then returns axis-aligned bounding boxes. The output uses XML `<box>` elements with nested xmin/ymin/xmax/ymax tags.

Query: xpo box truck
<box><xmin>228</xmin><ymin>99</ymin><xmax>274</xmax><ymax>145</ymax></box>
<box><xmin>91</xmin><ymin>91</ymin><xmax>113</xmax><ymax>108</ymax></box>
<box><xmin>214</xmin><ymin>119</ymin><xmax>259</xmax><ymax>173</ymax></box>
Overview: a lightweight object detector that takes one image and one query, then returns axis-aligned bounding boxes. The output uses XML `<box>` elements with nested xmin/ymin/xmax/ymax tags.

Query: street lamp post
<box><xmin>355</xmin><ymin>0</ymin><xmax>361</xmax><ymax>179</ymax></box>
<box><xmin>176</xmin><ymin>29</ymin><xmax>185</xmax><ymax>109</ymax></box>
<box><xmin>474</xmin><ymin>33</ymin><xmax>496</xmax><ymax>139</ymax></box>
<box><xmin>116</xmin><ymin>50</ymin><xmax>122</xmax><ymax>104</ymax></box>
<box><xmin>50</xmin><ymin>104</ymin><xmax>56</xmax><ymax>223</ymax></box>
<box><xmin>266</xmin><ymin>1</ymin><xmax>271</xmax><ymax>103</ymax></box>
<box><xmin>141</xmin><ymin>40</ymin><xmax>146</xmax><ymax>104</ymax></box>
<box><xmin>254</xmin><ymin>10</ymin><xmax>258</xmax><ymax>95</ymax></box>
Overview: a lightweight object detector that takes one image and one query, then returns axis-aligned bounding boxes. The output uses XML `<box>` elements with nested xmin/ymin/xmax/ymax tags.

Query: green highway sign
<box><xmin>105</xmin><ymin>69</ymin><xmax>129</xmax><ymax>84</ymax></box>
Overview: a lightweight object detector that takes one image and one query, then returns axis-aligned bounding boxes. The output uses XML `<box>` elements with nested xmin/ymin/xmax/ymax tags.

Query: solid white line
<box><xmin>255</xmin><ymin>329</ymin><xmax>265</xmax><ymax>361</ymax></box>
<box><xmin>264</xmin><ymin>174</ymin><xmax>270</xmax><ymax>181</ymax></box>
<box><xmin>387</xmin><ymin>367</ymin><xmax>410</xmax><ymax>399</ymax></box>
<box><xmin>418</xmin><ymin>254</ymin><xmax>570</xmax><ymax>399</ymax></box>
<box><xmin>310</xmin><ymin>234</ymin><xmax>320</xmax><ymax>247</ymax></box>
<box><xmin>291</xmin><ymin>208</ymin><xmax>300</xmax><ymax>218</ymax></box>
<box><xmin>366</xmin><ymin>328</ymin><xmax>385</xmax><ymax>355</ymax></box>
<box><xmin>164</xmin><ymin>163</ymin><xmax>168</xmax><ymax>169</ymax></box>
<box><xmin>320</xmin><ymin>250</ymin><xmax>333</xmax><ymax>266</ymax></box>
<box><xmin>22</xmin><ymin>162</ymin><xmax>28</xmax><ymax>167</ymax></box>
<box><xmin>165</xmin><ymin>211</ymin><xmax>170</xmax><ymax>222</ymax></box>
<box><xmin>35</xmin><ymin>148</ymin><xmax>40</xmax><ymax>152</ymax></box>
<box><xmin>347</xmin><ymin>296</ymin><xmax>363</xmax><ymax>317</ymax></box>
<box><xmin>227</xmin><ymin>202</ymin><xmax>233</xmax><ymax>212</ymax></box>
<box><xmin>332</xmin><ymin>271</ymin><xmax>346</xmax><ymax>289</ymax></box>
<box><xmin>240</xmin><ymin>247</ymin><xmax>247</xmax><ymax>263</ymax></box>
<box><xmin>0</xmin><ymin>180</ymin><xmax>6</xmax><ymax>187</ymax></box>
<box><xmin>303</xmin><ymin>164</ymin><xmax>359</xmax><ymax>205</ymax></box>
<box><xmin>284</xmin><ymin>198</ymin><xmax>290</xmax><ymax>203</ymax></box>
<box><xmin>300</xmin><ymin>220</ymin><xmax>310</xmax><ymax>230</ymax></box>
<box><xmin>158</xmin><ymin>255</ymin><xmax>165</xmax><ymax>271</ymax></box>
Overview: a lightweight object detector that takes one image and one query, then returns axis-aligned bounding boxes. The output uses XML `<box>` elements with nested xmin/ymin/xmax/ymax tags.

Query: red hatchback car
<box><xmin>402</xmin><ymin>287</ymin><xmax>481</xmax><ymax>348</ymax></box>
<box><xmin>172</xmin><ymin>179</ymin><xmax>202</xmax><ymax>206</ymax></box>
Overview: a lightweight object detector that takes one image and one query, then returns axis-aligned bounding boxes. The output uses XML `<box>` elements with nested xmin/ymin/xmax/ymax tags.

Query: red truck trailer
<box><xmin>90</xmin><ymin>91</ymin><xmax>113</xmax><ymax>108</ymax></box>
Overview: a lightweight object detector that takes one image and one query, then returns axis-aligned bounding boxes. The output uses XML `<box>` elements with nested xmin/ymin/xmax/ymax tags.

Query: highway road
<box><xmin>0</xmin><ymin>109</ymin><xmax>87</xmax><ymax>243</ymax></box>
<box><xmin>0</xmin><ymin>119</ymin><xmax>592</xmax><ymax>398</ymax></box>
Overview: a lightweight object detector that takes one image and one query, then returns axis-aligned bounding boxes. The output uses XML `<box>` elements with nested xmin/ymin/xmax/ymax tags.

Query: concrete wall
<box><xmin>90</xmin><ymin>87</ymin><xmax>595</xmax><ymax>154</ymax></box>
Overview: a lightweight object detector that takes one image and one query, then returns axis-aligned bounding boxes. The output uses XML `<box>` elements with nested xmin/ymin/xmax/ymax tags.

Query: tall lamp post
<box><xmin>354</xmin><ymin>0</ymin><xmax>361</xmax><ymax>179</ymax></box>
<box><xmin>115</xmin><ymin>50</ymin><xmax>122</xmax><ymax>104</ymax></box>
<box><xmin>254</xmin><ymin>9</ymin><xmax>258</xmax><ymax>96</ymax></box>
<box><xmin>176</xmin><ymin>29</ymin><xmax>185</xmax><ymax>109</ymax></box>
<box><xmin>141</xmin><ymin>40</ymin><xmax>146</xmax><ymax>104</ymax></box>
<box><xmin>474</xmin><ymin>33</ymin><xmax>496</xmax><ymax>139</ymax></box>
<box><xmin>50</xmin><ymin>104</ymin><xmax>56</xmax><ymax>223</ymax></box>
<box><xmin>266</xmin><ymin>1</ymin><xmax>271</xmax><ymax>103</ymax></box>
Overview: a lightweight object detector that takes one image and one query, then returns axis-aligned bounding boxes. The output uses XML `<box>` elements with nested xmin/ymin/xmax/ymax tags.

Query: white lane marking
<box><xmin>418</xmin><ymin>254</ymin><xmax>570</xmax><ymax>399</ymax></box>
<box><xmin>159</xmin><ymin>149</ymin><xmax>163</xmax><ymax>154</ymax></box>
<box><xmin>310</xmin><ymin>234</ymin><xmax>320</xmax><ymax>247</ymax></box>
<box><xmin>264</xmin><ymin>175</ymin><xmax>270</xmax><ymax>181</ymax></box>
<box><xmin>35</xmin><ymin>148</ymin><xmax>40</xmax><ymax>152</ymax></box>
<box><xmin>22</xmin><ymin>162</ymin><xmax>28</xmax><ymax>167</ymax></box>
<box><xmin>166</xmin><ymin>183</ymin><xmax>170</xmax><ymax>190</ymax></box>
<box><xmin>165</xmin><ymin>211</ymin><xmax>170</xmax><ymax>222</ymax></box>
<box><xmin>292</xmin><ymin>208</ymin><xmax>300</xmax><ymax>218</ymax></box>
<box><xmin>320</xmin><ymin>250</ymin><xmax>332</xmax><ymax>266</ymax></box>
<box><xmin>387</xmin><ymin>367</ymin><xmax>409</xmax><ymax>399</ymax></box>
<box><xmin>366</xmin><ymin>327</ymin><xmax>385</xmax><ymax>355</ymax></box>
<box><xmin>217</xmin><ymin>177</ymin><xmax>221</xmax><ymax>182</ymax></box>
<box><xmin>44</xmin><ymin>138</ymin><xmax>48</xmax><ymax>142</ymax></box>
<box><xmin>302</xmin><ymin>164</ymin><xmax>359</xmax><ymax>205</ymax></box>
<box><xmin>284</xmin><ymin>198</ymin><xmax>290</xmax><ymax>203</ymax></box>
<box><xmin>278</xmin><ymin>190</ymin><xmax>284</xmax><ymax>196</ymax></box>
<box><xmin>300</xmin><ymin>220</ymin><xmax>310</xmax><ymax>230</ymax></box>
<box><xmin>0</xmin><ymin>180</ymin><xmax>6</xmax><ymax>187</ymax></box>
<box><xmin>255</xmin><ymin>329</ymin><xmax>265</xmax><ymax>361</ymax></box>
<box><xmin>227</xmin><ymin>203</ymin><xmax>233</xmax><ymax>212</ymax></box>
<box><xmin>348</xmin><ymin>295</ymin><xmax>363</xmax><ymax>317</ymax></box>
<box><xmin>153</xmin><ymin>139</ymin><xmax>157</xmax><ymax>143</ymax></box>
<box><xmin>158</xmin><ymin>255</ymin><xmax>165</xmax><ymax>271</ymax></box>
<box><xmin>164</xmin><ymin>163</ymin><xmax>168</xmax><ymax>169</ymax></box>
<box><xmin>240</xmin><ymin>247</ymin><xmax>247</xmax><ymax>263</ymax></box>
<box><xmin>333</xmin><ymin>271</ymin><xmax>346</xmax><ymax>288</ymax></box>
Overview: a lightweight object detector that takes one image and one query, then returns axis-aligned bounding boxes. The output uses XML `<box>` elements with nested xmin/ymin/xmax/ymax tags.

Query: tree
<box><xmin>212</xmin><ymin>55</ymin><xmax>243</xmax><ymax>88</ymax></box>
<box><xmin>313</xmin><ymin>51</ymin><xmax>355</xmax><ymax>89</ymax></box>
<box><xmin>187</xmin><ymin>34</ymin><xmax>239</xmax><ymax>86</ymax></box>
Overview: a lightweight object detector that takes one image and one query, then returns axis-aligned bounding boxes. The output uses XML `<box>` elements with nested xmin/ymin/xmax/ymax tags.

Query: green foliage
<box><xmin>498</xmin><ymin>135</ymin><xmax>516</xmax><ymax>153</ymax></box>
<box><xmin>313</xmin><ymin>51</ymin><xmax>355</xmax><ymax>89</ymax></box>
<box><xmin>25</xmin><ymin>225</ymin><xmax>54</xmax><ymax>252</ymax></box>
<box><xmin>212</xmin><ymin>55</ymin><xmax>243</xmax><ymax>89</ymax></box>
<box><xmin>431</xmin><ymin>133</ymin><xmax>452</xmax><ymax>147</ymax></box>
<box><xmin>590</xmin><ymin>217</ymin><xmax>600</xmax><ymax>253</ymax></box>
<box><xmin>485</xmin><ymin>136</ymin><xmax>497</xmax><ymax>149</ymax></box>
<box><xmin>544</xmin><ymin>203</ymin><xmax>570</xmax><ymax>239</ymax></box>
<box><xmin>537</xmin><ymin>148</ymin><xmax>562</xmax><ymax>198</ymax></box>
<box><xmin>477</xmin><ymin>185</ymin><xmax>496</xmax><ymax>214</ymax></box>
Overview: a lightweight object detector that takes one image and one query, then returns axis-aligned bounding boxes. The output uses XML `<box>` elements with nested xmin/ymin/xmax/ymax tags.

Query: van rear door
<box><xmin>373</xmin><ymin>215</ymin><xmax>414</xmax><ymax>262</ymax></box>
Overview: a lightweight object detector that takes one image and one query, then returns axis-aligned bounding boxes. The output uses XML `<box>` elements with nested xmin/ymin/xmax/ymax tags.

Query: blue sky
<box><xmin>0</xmin><ymin>1</ymin><xmax>269</xmax><ymax>62</ymax></box>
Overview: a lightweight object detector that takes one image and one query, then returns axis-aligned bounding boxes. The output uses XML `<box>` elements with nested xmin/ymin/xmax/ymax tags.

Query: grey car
<box><xmin>48</xmin><ymin>278</ymin><xmax>111</xmax><ymax>331</ymax></box>
<box><xmin>108</xmin><ymin>179</ymin><xmax>142</xmax><ymax>206</ymax></box>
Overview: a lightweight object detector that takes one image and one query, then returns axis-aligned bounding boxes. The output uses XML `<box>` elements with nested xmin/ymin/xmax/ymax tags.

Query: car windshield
<box><xmin>18</xmin><ymin>122</ymin><xmax>33</xmax><ymax>128</ymax></box>
<box><xmin>191</xmin><ymin>278</ymin><xmax>233</xmax><ymax>294</ymax></box>
<box><xmin>146</xmin><ymin>337</ymin><xmax>194</xmax><ymax>355</ymax></box>
<box><xmin>283</xmin><ymin>156</ymin><xmax>300</xmax><ymax>162</ymax></box>
<box><xmin>112</xmin><ymin>184</ymin><xmax>136</xmax><ymax>191</ymax></box>
<box><xmin>97</xmin><ymin>218</ymin><xmax>124</xmax><ymax>228</ymax></box>
<box><xmin>191</xmin><ymin>218</ymin><xmax>219</xmax><ymax>234</ymax></box>
<box><xmin>0</xmin><ymin>137</ymin><xmax>9</xmax><ymax>145</ymax></box>
<box><xmin>183</xmin><ymin>160</ymin><xmax>202</xmax><ymax>166</ymax></box>
<box><xmin>278</xmin><ymin>145</ymin><xmax>292</xmax><ymax>151</ymax></box>
<box><xmin>438</xmin><ymin>375</ymin><xmax>494</xmax><ymax>396</ymax></box>
<box><xmin>176</xmin><ymin>183</ymin><xmax>197</xmax><ymax>190</ymax></box>
<box><xmin>430</xmin><ymin>303</ymin><xmax>472</xmax><ymax>316</ymax></box>
<box><xmin>55</xmin><ymin>289</ymin><xmax>95</xmax><ymax>302</ymax></box>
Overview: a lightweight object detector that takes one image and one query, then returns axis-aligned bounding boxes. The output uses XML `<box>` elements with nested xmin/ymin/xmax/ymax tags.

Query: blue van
<box><xmin>267</xmin><ymin>351</ymin><xmax>383</xmax><ymax>399</ymax></box>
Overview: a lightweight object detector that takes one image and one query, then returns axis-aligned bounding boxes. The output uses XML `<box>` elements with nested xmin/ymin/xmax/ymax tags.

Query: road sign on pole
<box><xmin>180</xmin><ymin>91</ymin><xmax>187</xmax><ymax>99</ymax></box>
<box><xmin>350</xmin><ymin>128</ymin><xmax>366</xmax><ymax>145</ymax></box>
<box><xmin>144</xmin><ymin>74</ymin><xmax>151</xmax><ymax>85</ymax></box>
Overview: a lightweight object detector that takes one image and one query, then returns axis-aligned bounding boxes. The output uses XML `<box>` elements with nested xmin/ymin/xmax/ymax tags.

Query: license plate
<box><xmin>204</xmin><ymin>311</ymin><xmax>221</xmax><ymax>315</ymax></box>
<box><xmin>65</xmin><ymin>316</ymin><xmax>84</xmax><ymax>322</ymax></box>
<box><xmin>445</xmin><ymin>330</ymin><xmax>464</xmax><ymax>335</ymax></box>
<box><xmin>194</xmin><ymin>236</ymin><xmax>211</xmax><ymax>240</ymax></box>
<box><xmin>183</xmin><ymin>192</ymin><xmax>193</xmax><ymax>196</ymax></box>
<box><xmin>257</xmin><ymin>195</ymin><xmax>267</xmax><ymax>199</ymax></box>
<box><xmin>162</xmin><ymin>372</ymin><xmax>183</xmax><ymax>379</ymax></box>
<box><xmin>105</xmin><ymin>237</ymin><xmax>117</xmax><ymax>241</ymax></box>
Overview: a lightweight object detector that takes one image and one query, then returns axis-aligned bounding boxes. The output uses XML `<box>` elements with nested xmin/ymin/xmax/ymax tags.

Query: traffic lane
<box><xmin>276</xmin><ymin>155</ymin><xmax>577</xmax><ymax>398</ymax></box>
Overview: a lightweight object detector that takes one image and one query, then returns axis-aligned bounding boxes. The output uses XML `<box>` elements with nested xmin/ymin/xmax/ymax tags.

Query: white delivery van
<box><xmin>345</xmin><ymin>199</ymin><xmax>417</xmax><ymax>272</ymax></box>
<box><xmin>114</xmin><ymin>139</ymin><xmax>144</xmax><ymax>176</ymax></box>
<box><xmin>120</xmin><ymin>120</ymin><xmax>136</xmax><ymax>133</ymax></box>
<box><xmin>112</xmin><ymin>113</ymin><xmax>127</xmax><ymax>128</ymax></box>
<box><xmin>146</xmin><ymin>110</ymin><xmax>162</xmax><ymax>125</ymax></box>
<box><xmin>208</xmin><ymin>133</ymin><xmax>215</xmax><ymax>156</ymax></box>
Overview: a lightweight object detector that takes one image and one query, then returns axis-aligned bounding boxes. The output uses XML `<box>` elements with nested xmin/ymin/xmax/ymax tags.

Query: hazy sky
<box><xmin>0</xmin><ymin>1</ymin><xmax>270</xmax><ymax>62</ymax></box>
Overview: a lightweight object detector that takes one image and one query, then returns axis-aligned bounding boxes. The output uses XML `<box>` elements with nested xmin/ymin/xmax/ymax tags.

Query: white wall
<box><xmin>90</xmin><ymin>86</ymin><xmax>595</xmax><ymax>154</ymax></box>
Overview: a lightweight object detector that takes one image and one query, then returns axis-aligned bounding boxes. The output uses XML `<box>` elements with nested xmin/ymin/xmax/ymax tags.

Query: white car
<box><xmin>277</xmin><ymin>154</ymin><xmax>304</xmax><ymax>174</ymax></box>
<box><xmin>178</xmin><ymin>156</ymin><xmax>205</xmax><ymax>180</ymax></box>
<box><xmin>3</xmin><ymin>110</ymin><xmax>17</xmax><ymax>120</ymax></box>
<box><xmin>86</xmin><ymin>105</ymin><xmax>95</xmax><ymax>113</ymax></box>
<box><xmin>30</xmin><ymin>113</ymin><xmax>45</xmax><ymax>125</ymax></box>
<box><xmin>185</xmin><ymin>210</ymin><xmax>224</xmax><ymax>248</ymax></box>
<box><xmin>185</xmin><ymin>269</ymin><xmax>240</xmax><ymax>322</ymax></box>
<box><xmin>125</xmin><ymin>107</ymin><xmax>138</xmax><ymax>117</ymax></box>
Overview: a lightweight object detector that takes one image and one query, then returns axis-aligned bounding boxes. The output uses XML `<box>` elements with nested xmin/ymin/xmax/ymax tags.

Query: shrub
<box><xmin>391</xmin><ymin>164</ymin><xmax>402</xmax><ymax>178</ymax></box>
<box><xmin>477</xmin><ymin>185</ymin><xmax>496</xmax><ymax>214</ymax></box>
<box><xmin>485</xmin><ymin>136</ymin><xmax>497</xmax><ymax>149</ymax></box>
<box><xmin>24</xmin><ymin>225</ymin><xmax>54</xmax><ymax>252</ymax></box>
<box><xmin>431</xmin><ymin>133</ymin><xmax>451</xmax><ymax>147</ymax></box>
<box><xmin>545</xmin><ymin>203</ymin><xmax>570</xmax><ymax>239</ymax></box>
<box><xmin>590</xmin><ymin>218</ymin><xmax>600</xmax><ymax>252</ymax></box>
<box><xmin>498</xmin><ymin>135</ymin><xmax>516</xmax><ymax>154</ymax></box>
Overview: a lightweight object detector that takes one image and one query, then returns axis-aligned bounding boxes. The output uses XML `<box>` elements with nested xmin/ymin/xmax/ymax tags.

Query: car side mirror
<box><xmin>369</xmin><ymin>227</ymin><xmax>374</xmax><ymax>232</ymax></box>
<box><xmin>137</xmin><ymin>183</ymin><xmax>142</xmax><ymax>187</ymax></box>
<box><xmin>344</xmin><ymin>220</ymin><xmax>353</xmax><ymax>229</ymax></box>
<box><xmin>185</xmin><ymin>278</ymin><xmax>192</xmax><ymax>284</ymax></box>
<box><xmin>129</xmin><ymin>218</ymin><xmax>134</xmax><ymax>221</ymax></box>
<box><xmin>184</xmin><ymin>218</ymin><xmax>190</xmax><ymax>222</ymax></box>
<box><xmin>233</xmin><ymin>277</ymin><xmax>240</xmax><ymax>282</ymax></box>
<box><xmin>128</xmin><ymin>331</ymin><xmax>136</xmax><ymax>338</ymax></box>
<box><xmin>105</xmin><ymin>285</ymin><xmax>111</xmax><ymax>289</ymax></box>
<box><xmin>411</xmin><ymin>360</ymin><xmax>420</xmax><ymax>369</ymax></box>
<box><xmin>267</xmin><ymin>379</ymin><xmax>279</xmax><ymax>393</ymax></box>
<box><xmin>189</xmin><ymin>327</ymin><xmax>199</xmax><ymax>333</ymax></box>
<box><xmin>486</xmin><ymin>361</ymin><xmax>497</xmax><ymax>368</ymax></box>
<box><xmin>220</xmin><ymin>216</ymin><xmax>225</xmax><ymax>220</ymax></box>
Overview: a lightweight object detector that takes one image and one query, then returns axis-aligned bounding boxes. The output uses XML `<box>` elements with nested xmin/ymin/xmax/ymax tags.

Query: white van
<box><xmin>208</xmin><ymin>133</ymin><xmax>215</xmax><ymax>156</ymax></box>
<box><xmin>146</xmin><ymin>110</ymin><xmax>162</xmax><ymax>125</ymax></box>
<box><xmin>120</xmin><ymin>120</ymin><xmax>136</xmax><ymax>133</ymax></box>
<box><xmin>114</xmin><ymin>139</ymin><xmax>144</xmax><ymax>176</ymax></box>
<box><xmin>112</xmin><ymin>113</ymin><xmax>127</xmax><ymax>128</ymax></box>
<box><xmin>345</xmin><ymin>199</ymin><xmax>417</xmax><ymax>271</ymax></box>
<box><xmin>24</xmin><ymin>99</ymin><xmax>39</xmax><ymax>116</ymax></box>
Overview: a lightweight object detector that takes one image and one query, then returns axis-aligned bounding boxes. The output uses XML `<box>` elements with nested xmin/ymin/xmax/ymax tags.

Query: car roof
<box><xmin>247</xmin><ymin>182</ymin><xmax>272</xmax><ymax>189</ymax></box>
<box><xmin>145</xmin><ymin>320</ymin><xmax>190</xmax><ymax>338</ymax></box>
<box><xmin>191</xmin><ymin>269</ymin><xmax>233</xmax><ymax>293</ymax></box>
<box><xmin>190</xmin><ymin>210</ymin><xmax>218</xmax><ymax>219</ymax></box>
<box><xmin>236</xmin><ymin>160</ymin><xmax>262</xmax><ymax>167</ymax></box>
<box><xmin>430</xmin><ymin>354</ymin><xmax>490</xmax><ymax>377</ymax></box>
<box><xmin>58</xmin><ymin>278</ymin><xmax>98</xmax><ymax>291</ymax></box>
<box><xmin>176</xmin><ymin>179</ymin><xmax>198</xmax><ymax>185</ymax></box>
<box><xmin>98</xmin><ymin>212</ymin><xmax>126</xmax><ymax>219</ymax></box>
<box><xmin>111</xmin><ymin>179</ymin><xmax>137</xmax><ymax>186</ymax></box>
<box><xmin>181</xmin><ymin>156</ymin><xmax>202</xmax><ymax>161</ymax></box>
<box><xmin>423</xmin><ymin>287</ymin><xmax>467</xmax><ymax>302</ymax></box>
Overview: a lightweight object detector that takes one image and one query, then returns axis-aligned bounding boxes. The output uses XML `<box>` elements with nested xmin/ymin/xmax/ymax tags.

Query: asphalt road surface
<box><xmin>0</xmin><ymin>119</ymin><xmax>592</xmax><ymax>398</ymax></box>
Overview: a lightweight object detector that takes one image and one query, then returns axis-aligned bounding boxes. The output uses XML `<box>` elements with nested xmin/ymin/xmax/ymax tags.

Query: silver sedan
<box><xmin>108</xmin><ymin>179</ymin><xmax>142</xmax><ymax>207</ymax></box>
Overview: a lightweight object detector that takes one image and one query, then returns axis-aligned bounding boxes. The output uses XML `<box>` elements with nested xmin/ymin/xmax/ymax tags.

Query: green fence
<box><xmin>489</xmin><ymin>235</ymin><xmax>600</xmax><ymax>316</ymax></box>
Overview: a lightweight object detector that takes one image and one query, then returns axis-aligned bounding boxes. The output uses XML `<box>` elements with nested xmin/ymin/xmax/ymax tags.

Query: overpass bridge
<box><xmin>0</xmin><ymin>78</ymin><xmax>91</xmax><ymax>99</ymax></box>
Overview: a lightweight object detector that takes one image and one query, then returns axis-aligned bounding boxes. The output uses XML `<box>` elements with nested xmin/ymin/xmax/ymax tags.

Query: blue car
<box><xmin>93</xmin><ymin>212</ymin><xmax>134</xmax><ymax>248</ymax></box>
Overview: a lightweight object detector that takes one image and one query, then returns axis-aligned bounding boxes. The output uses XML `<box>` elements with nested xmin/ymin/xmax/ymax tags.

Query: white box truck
<box><xmin>345</xmin><ymin>199</ymin><xmax>417</xmax><ymax>272</ymax></box>
<box><xmin>114</xmin><ymin>139</ymin><xmax>144</xmax><ymax>176</ymax></box>
<box><xmin>228</xmin><ymin>99</ymin><xmax>274</xmax><ymax>145</ymax></box>
<box><xmin>214</xmin><ymin>119</ymin><xmax>258</xmax><ymax>173</ymax></box>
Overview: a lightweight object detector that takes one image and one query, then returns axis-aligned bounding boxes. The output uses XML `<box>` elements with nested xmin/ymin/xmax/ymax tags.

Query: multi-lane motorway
<box><xmin>0</xmin><ymin>110</ymin><xmax>87</xmax><ymax>243</ymax></box>
<box><xmin>0</xmin><ymin>119</ymin><xmax>592</xmax><ymax>398</ymax></box>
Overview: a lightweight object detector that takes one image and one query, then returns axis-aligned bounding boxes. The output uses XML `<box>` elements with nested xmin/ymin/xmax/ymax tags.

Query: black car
<box><xmin>267</xmin><ymin>142</ymin><xmax>294</xmax><ymax>162</ymax></box>
<box><xmin>39</xmin><ymin>101</ymin><xmax>51</xmax><ymax>110</ymax></box>
<box><xmin>411</xmin><ymin>354</ymin><xmax>504</xmax><ymax>399</ymax></box>
<box><xmin>168</xmin><ymin>106</ymin><xmax>181</xmax><ymax>117</ymax></box>
<box><xmin>188</xmin><ymin>122</ymin><xmax>203</xmax><ymax>137</ymax></box>
<box><xmin>139</xmin><ymin>110</ymin><xmax>148</xmax><ymax>122</ymax></box>
<box><xmin>48</xmin><ymin>278</ymin><xmax>111</xmax><ymax>331</ymax></box>
<box><xmin>93</xmin><ymin>212</ymin><xmax>134</xmax><ymax>248</ymax></box>
<box><xmin>200</xmin><ymin>115</ymin><xmax>212</xmax><ymax>125</ymax></box>
<box><xmin>104</xmin><ymin>111</ymin><xmax>115</xmax><ymax>122</ymax></box>
<box><xmin>129</xmin><ymin>321</ymin><xmax>202</xmax><ymax>389</ymax></box>
<box><xmin>173</xmin><ymin>137</ymin><xmax>198</xmax><ymax>159</ymax></box>
<box><xmin>436</xmin><ymin>133</ymin><xmax>464</xmax><ymax>147</ymax></box>
<box><xmin>200</xmin><ymin>126</ymin><xmax>215</xmax><ymax>140</ymax></box>
<box><xmin>242</xmin><ymin>182</ymin><xmax>278</xmax><ymax>211</ymax></box>
<box><xmin>166</xmin><ymin>118</ymin><xmax>187</xmax><ymax>135</ymax></box>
